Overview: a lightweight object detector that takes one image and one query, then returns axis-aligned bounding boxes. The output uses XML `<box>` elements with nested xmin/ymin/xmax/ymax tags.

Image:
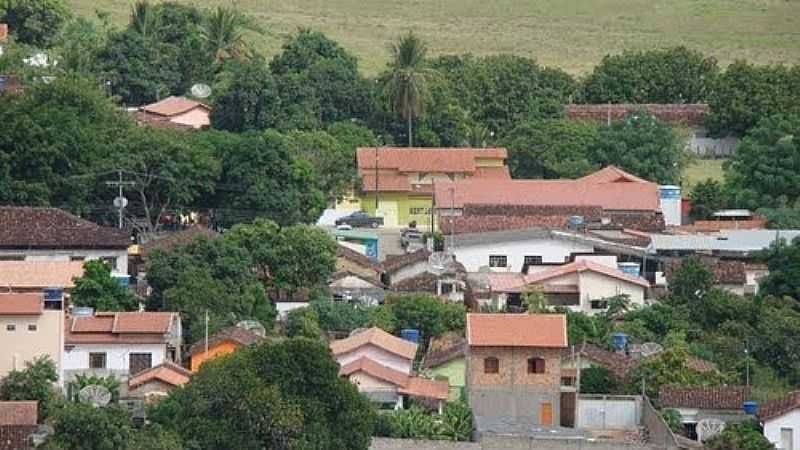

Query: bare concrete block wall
<box><xmin>641</xmin><ymin>396</ymin><xmax>680</xmax><ymax>449</ymax></box>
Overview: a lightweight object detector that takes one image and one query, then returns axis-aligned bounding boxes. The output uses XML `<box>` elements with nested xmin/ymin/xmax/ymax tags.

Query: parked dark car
<box><xmin>335</xmin><ymin>211</ymin><xmax>383</xmax><ymax>228</ymax></box>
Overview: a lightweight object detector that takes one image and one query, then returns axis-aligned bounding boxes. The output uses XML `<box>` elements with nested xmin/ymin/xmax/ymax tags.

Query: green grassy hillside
<box><xmin>67</xmin><ymin>0</ymin><xmax>800</xmax><ymax>75</ymax></box>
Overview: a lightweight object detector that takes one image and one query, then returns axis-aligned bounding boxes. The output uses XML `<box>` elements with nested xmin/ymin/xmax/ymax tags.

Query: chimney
<box><xmin>0</xmin><ymin>24</ymin><xmax>8</xmax><ymax>42</ymax></box>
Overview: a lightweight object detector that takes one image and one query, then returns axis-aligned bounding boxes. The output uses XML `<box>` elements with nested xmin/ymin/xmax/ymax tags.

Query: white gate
<box><xmin>577</xmin><ymin>395</ymin><xmax>642</xmax><ymax>430</ymax></box>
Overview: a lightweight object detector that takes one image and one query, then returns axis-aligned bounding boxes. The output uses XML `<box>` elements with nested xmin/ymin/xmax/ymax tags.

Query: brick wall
<box><xmin>469</xmin><ymin>347</ymin><xmax>561</xmax><ymax>387</ymax></box>
<box><xmin>0</xmin><ymin>426</ymin><xmax>35</xmax><ymax>450</ymax></box>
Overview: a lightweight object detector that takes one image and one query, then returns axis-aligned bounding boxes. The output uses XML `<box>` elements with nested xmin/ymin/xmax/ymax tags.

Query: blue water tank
<box><xmin>113</xmin><ymin>274</ymin><xmax>130</xmax><ymax>288</ymax></box>
<box><xmin>617</xmin><ymin>262</ymin><xmax>641</xmax><ymax>277</ymax></box>
<box><xmin>611</xmin><ymin>332</ymin><xmax>629</xmax><ymax>351</ymax></box>
<box><xmin>400</xmin><ymin>329</ymin><xmax>420</xmax><ymax>344</ymax></box>
<box><xmin>43</xmin><ymin>287</ymin><xmax>64</xmax><ymax>301</ymax></box>
<box><xmin>743</xmin><ymin>401</ymin><xmax>758</xmax><ymax>415</ymax></box>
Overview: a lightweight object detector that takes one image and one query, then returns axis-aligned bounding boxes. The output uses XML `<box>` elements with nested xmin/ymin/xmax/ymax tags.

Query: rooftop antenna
<box><xmin>106</xmin><ymin>170</ymin><xmax>135</xmax><ymax>229</ymax></box>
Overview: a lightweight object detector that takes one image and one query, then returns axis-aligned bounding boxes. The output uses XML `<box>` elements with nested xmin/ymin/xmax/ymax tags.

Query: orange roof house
<box><xmin>133</xmin><ymin>96</ymin><xmax>211</xmax><ymax>130</ymax></box>
<box><xmin>467</xmin><ymin>313</ymin><xmax>568</xmax><ymax>431</ymax></box>
<box><xmin>350</xmin><ymin>147</ymin><xmax>510</xmax><ymax>228</ymax></box>
<box><xmin>189</xmin><ymin>326</ymin><xmax>265</xmax><ymax>372</ymax></box>
<box><xmin>128</xmin><ymin>361</ymin><xmax>192</xmax><ymax>402</ymax></box>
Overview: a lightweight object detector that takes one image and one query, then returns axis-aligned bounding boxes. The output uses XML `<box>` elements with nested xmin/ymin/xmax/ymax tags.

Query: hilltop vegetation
<box><xmin>64</xmin><ymin>0</ymin><xmax>800</xmax><ymax>75</ymax></box>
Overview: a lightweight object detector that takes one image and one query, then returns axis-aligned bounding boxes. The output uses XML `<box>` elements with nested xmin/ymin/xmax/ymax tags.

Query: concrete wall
<box><xmin>336</xmin><ymin>344</ymin><xmax>413</xmax><ymax>374</ymax></box>
<box><xmin>370</xmin><ymin>438</ymin><xmax>479</xmax><ymax>450</ymax></box>
<box><xmin>642</xmin><ymin>396</ymin><xmax>680</xmax><ymax>450</ymax></box>
<box><xmin>764</xmin><ymin>409</ymin><xmax>800</xmax><ymax>450</ymax></box>
<box><xmin>453</xmin><ymin>239</ymin><xmax>593</xmax><ymax>273</ymax></box>
<box><xmin>0</xmin><ymin>310</ymin><xmax>64</xmax><ymax>381</ymax></box>
<box><xmin>63</xmin><ymin>343</ymin><xmax>166</xmax><ymax>376</ymax></box>
<box><xmin>0</xmin><ymin>249</ymin><xmax>129</xmax><ymax>275</ymax></box>
<box><xmin>577</xmin><ymin>271</ymin><xmax>646</xmax><ymax>314</ymax></box>
<box><xmin>577</xmin><ymin>395</ymin><xmax>642</xmax><ymax>430</ymax></box>
<box><xmin>370</xmin><ymin>437</ymin><xmax>664</xmax><ymax>450</ymax></box>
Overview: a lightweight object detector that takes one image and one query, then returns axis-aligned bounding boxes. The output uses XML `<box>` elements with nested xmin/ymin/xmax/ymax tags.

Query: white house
<box><xmin>0</xmin><ymin>207</ymin><xmax>130</xmax><ymax>275</ymax></box>
<box><xmin>487</xmin><ymin>259</ymin><xmax>649</xmax><ymax>314</ymax></box>
<box><xmin>448</xmin><ymin>228</ymin><xmax>595</xmax><ymax>273</ymax></box>
<box><xmin>63</xmin><ymin>311</ymin><xmax>181</xmax><ymax>392</ymax></box>
<box><xmin>760</xmin><ymin>391</ymin><xmax>800</xmax><ymax>450</ymax></box>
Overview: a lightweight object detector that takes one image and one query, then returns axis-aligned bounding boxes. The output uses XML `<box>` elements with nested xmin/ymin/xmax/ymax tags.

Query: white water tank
<box><xmin>659</xmin><ymin>185</ymin><xmax>681</xmax><ymax>226</ymax></box>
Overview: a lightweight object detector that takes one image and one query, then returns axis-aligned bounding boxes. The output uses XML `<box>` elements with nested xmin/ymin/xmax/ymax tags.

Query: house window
<box><xmin>489</xmin><ymin>255</ymin><xmax>507</xmax><ymax>268</ymax></box>
<box><xmin>409</xmin><ymin>207</ymin><xmax>431</xmax><ymax>215</ymax></box>
<box><xmin>101</xmin><ymin>257</ymin><xmax>117</xmax><ymax>270</ymax></box>
<box><xmin>524</xmin><ymin>255</ymin><xmax>543</xmax><ymax>266</ymax></box>
<box><xmin>129</xmin><ymin>353</ymin><xmax>152</xmax><ymax>375</ymax></box>
<box><xmin>27</xmin><ymin>324</ymin><xmax>37</xmax><ymax>332</ymax></box>
<box><xmin>591</xmin><ymin>299</ymin><xmax>609</xmax><ymax>310</ymax></box>
<box><xmin>528</xmin><ymin>357</ymin><xmax>546</xmax><ymax>374</ymax></box>
<box><xmin>89</xmin><ymin>352</ymin><xmax>107</xmax><ymax>369</ymax></box>
<box><xmin>6</xmin><ymin>324</ymin><xmax>15</xmax><ymax>332</ymax></box>
<box><xmin>484</xmin><ymin>357</ymin><xmax>499</xmax><ymax>374</ymax></box>
<box><xmin>69</xmin><ymin>256</ymin><xmax>85</xmax><ymax>262</ymax></box>
<box><xmin>0</xmin><ymin>255</ymin><xmax>24</xmax><ymax>261</ymax></box>
<box><xmin>561</xmin><ymin>376</ymin><xmax>576</xmax><ymax>387</ymax></box>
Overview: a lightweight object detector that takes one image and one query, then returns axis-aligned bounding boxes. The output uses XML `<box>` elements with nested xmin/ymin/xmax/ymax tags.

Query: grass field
<box><xmin>66</xmin><ymin>0</ymin><xmax>800</xmax><ymax>75</ymax></box>
<box><xmin>682</xmin><ymin>158</ymin><xmax>726</xmax><ymax>192</ymax></box>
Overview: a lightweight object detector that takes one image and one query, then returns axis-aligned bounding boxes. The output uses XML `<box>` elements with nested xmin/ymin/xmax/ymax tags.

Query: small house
<box><xmin>189</xmin><ymin>326</ymin><xmax>264</xmax><ymax>372</ymax></box>
<box><xmin>133</xmin><ymin>96</ymin><xmax>210</xmax><ymax>129</ymax></box>
<box><xmin>659</xmin><ymin>385</ymin><xmax>751</xmax><ymax>440</ymax></box>
<box><xmin>759</xmin><ymin>391</ymin><xmax>800</xmax><ymax>450</ymax></box>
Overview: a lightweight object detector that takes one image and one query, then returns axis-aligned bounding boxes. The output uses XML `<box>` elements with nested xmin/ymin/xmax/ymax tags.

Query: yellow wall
<box><xmin>0</xmin><ymin>310</ymin><xmax>63</xmax><ymax>380</ymax></box>
<box><xmin>190</xmin><ymin>340</ymin><xmax>241</xmax><ymax>372</ymax></box>
<box><xmin>474</xmin><ymin>158</ymin><xmax>505</xmax><ymax>167</ymax></box>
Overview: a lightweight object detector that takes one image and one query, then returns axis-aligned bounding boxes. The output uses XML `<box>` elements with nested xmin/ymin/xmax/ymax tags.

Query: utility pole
<box><xmin>105</xmin><ymin>170</ymin><xmax>135</xmax><ymax>229</ymax></box>
<box><xmin>374</xmin><ymin>145</ymin><xmax>379</xmax><ymax>210</ymax></box>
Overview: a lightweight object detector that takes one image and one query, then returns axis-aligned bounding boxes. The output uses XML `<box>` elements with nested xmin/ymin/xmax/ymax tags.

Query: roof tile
<box><xmin>0</xmin><ymin>294</ymin><xmax>42</xmax><ymax>315</ymax></box>
<box><xmin>141</xmin><ymin>96</ymin><xmax>209</xmax><ymax>117</ymax></box>
<box><xmin>659</xmin><ymin>385</ymin><xmax>750</xmax><ymax>410</ymax></box>
<box><xmin>128</xmin><ymin>361</ymin><xmax>192</xmax><ymax>389</ymax></box>
<box><xmin>0</xmin><ymin>261</ymin><xmax>85</xmax><ymax>289</ymax></box>
<box><xmin>0</xmin><ymin>207</ymin><xmax>129</xmax><ymax>249</ymax></box>
<box><xmin>467</xmin><ymin>313</ymin><xmax>567</xmax><ymax>348</ymax></box>
<box><xmin>330</xmin><ymin>327</ymin><xmax>418</xmax><ymax>360</ymax></box>
<box><xmin>759</xmin><ymin>391</ymin><xmax>800</xmax><ymax>421</ymax></box>
<box><xmin>189</xmin><ymin>326</ymin><xmax>264</xmax><ymax>356</ymax></box>
<box><xmin>0</xmin><ymin>401</ymin><xmax>38</xmax><ymax>425</ymax></box>
<box><xmin>356</xmin><ymin>148</ymin><xmax>507</xmax><ymax>174</ymax></box>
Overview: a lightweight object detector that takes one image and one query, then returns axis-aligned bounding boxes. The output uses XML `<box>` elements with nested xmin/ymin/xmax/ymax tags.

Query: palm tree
<box><xmin>130</xmin><ymin>0</ymin><xmax>158</xmax><ymax>39</ymax></box>
<box><xmin>201</xmin><ymin>6</ymin><xmax>258</xmax><ymax>64</ymax></box>
<box><xmin>382</xmin><ymin>31</ymin><xmax>436</xmax><ymax>147</ymax></box>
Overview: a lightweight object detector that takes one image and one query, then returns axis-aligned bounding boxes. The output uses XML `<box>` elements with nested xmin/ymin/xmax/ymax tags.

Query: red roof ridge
<box><xmin>141</xmin><ymin>96</ymin><xmax>209</xmax><ymax>117</ymax></box>
<box><xmin>330</xmin><ymin>327</ymin><xmax>418</xmax><ymax>360</ymax></box>
<box><xmin>128</xmin><ymin>361</ymin><xmax>192</xmax><ymax>389</ymax></box>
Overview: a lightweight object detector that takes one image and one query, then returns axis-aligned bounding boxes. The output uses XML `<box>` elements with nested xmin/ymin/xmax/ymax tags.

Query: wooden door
<box><xmin>540</xmin><ymin>401</ymin><xmax>553</xmax><ymax>426</ymax></box>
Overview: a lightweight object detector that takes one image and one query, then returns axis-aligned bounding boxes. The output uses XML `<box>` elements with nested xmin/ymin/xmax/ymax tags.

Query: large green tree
<box><xmin>689</xmin><ymin>179</ymin><xmax>727</xmax><ymax>220</ymax></box>
<box><xmin>150</xmin><ymin>338</ymin><xmax>375</xmax><ymax>450</ymax></box>
<box><xmin>502</xmin><ymin>119</ymin><xmax>598</xmax><ymax>179</ymax></box>
<box><xmin>386</xmin><ymin>293</ymin><xmax>465</xmax><ymax>346</ymax></box>
<box><xmin>587</xmin><ymin>111</ymin><xmax>687</xmax><ymax>184</ymax></box>
<box><xmin>725</xmin><ymin>114</ymin><xmax>800</xmax><ymax>209</ymax></box>
<box><xmin>208</xmin><ymin>130</ymin><xmax>325</xmax><ymax>227</ymax></box>
<box><xmin>705</xmin><ymin>421</ymin><xmax>774</xmax><ymax>450</ymax></box>
<box><xmin>0</xmin><ymin>356</ymin><xmax>59</xmax><ymax>421</ymax></box>
<box><xmin>758</xmin><ymin>236</ymin><xmax>800</xmax><ymax>301</ymax></box>
<box><xmin>210</xmin><ymin>58</ymin><xmax>280</xmax><ymax>132</ymax></box>
<box><xmin>285</xmin><ymin>129</ymin><xmax>357</xmax><ymax>200</ymax></box>
<box><xmin>382</xmin><ymin>31</ymin><xmax>436</xmax><ymax>147</ymax></box>
<box><xmin>707</xmin><ymin>61</ymin><xmax>800</xmax><ymax>136</ymax></box>
<box><xmin>580</xmin><ymin>47</ymin><xmax>718</xmax><ymax>104</ymax></box>
<box><xmin>146</xmin><ymin>235</ymin><xmax>275</xmax><ymax>344</ymax></box>
<box><xmin>0</xmin><ymin>0</ymin><xmax>70</xmax><ymax>47</ymax></box>
<box><xmin>48</xmin><ymin>403</ymin><xmax>133</xmax><ymax>450</ymax></box>
<box><xmin>71</xmin><ymin>260</ymin><xmax>138</xmax><ymax>311</ymax></box>
<box><xmin>200</xmin><ymin>5</ymin><xmax>254</xmax><ymax>65</ymax></box>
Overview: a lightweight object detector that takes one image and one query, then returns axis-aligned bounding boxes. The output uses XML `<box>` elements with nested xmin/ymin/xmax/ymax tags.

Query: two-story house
<box><xmin>466</xmin><ymin>313</ymin><xmax>568</xmax><ymax>432</ymax></box>
<box><xmin>63</xmin><ymin>310</ymin><xmax>181</xmax><ymax>395</ymax></box>
<box><xmin>0</xmin><ymin>207</ymin><xmax>130</xmax><ymax>275</ymax></box>
<box><xmin>346</xmin><ymin>147</ymin><xmax>510</xmax><ymax>228</ymax></box>
<box><xmin>0</xmin><ymin>293</ymin><xmax>65</xmax><ymax>381</ymax></box>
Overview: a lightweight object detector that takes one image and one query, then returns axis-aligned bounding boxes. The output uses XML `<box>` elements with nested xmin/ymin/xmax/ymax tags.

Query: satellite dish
<box><xmin>78</xmin><ymin>385</ymin><xmax>112</xmax><ymax>407</ymax></box>
<box><xmin>190</xmin><ymin>83</ymin><xmax>212</xmax><ymax>99</ymax></box>
<box><xmin>428</xmin><ymin>252</ymin><xmax>453</xmax><ymax>275</ymax></box>
<box><xmin>113</xmin><ymin>196</ymin><xmax>128</xmax><ymax>209</ymax></box>
<box><xmin>236</xmin><ymin>320</ymin><xmax>266</xmax><ymax>337</ymax></box>
<box><xmin>697</xmin><ymin>418</ymin><xmax>726</xmax><ymax>442</ymax></box>
<box><xmin>640</xmin><ymin>342</ymin><xmax>664</xmax><ymax>358</ymax></box>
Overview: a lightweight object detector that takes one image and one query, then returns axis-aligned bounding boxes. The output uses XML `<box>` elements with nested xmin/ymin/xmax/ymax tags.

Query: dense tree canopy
<box><xmin>502</xmin><ymin>119</ymin><xmax>598</xmax><ymax>179</ymax></box>
<box><xmin>725</xmin><ymin>114</ymin><xmax>800</xmax><ymax>209</ymax></box>
<box><xmin>71</xmin><ymin>260</ymin><xmax>138</xmax><ymax>311</ymax></box>
<box><xmin>579</xmin><ymin>47</ymin><xmax>718</xmax><ymax>104</ymax></box>
<box><xmin>0</xmin><ymin>0</ymin><xmax>71</xmax><ymax>47</ymax></box>
<box><xmin>689</xmin><ymin>179</ymin><xmax>727</xmax><ymax>220</ymax></box>
<box><xmin>0</xmin><ymin>356</ymin><xmax>59</xmax><ymax>421</ymax></box>
<box><xmin>150</xmin><ymin>338</ymin><xmax>375</xmax><ymax>450</ymax></box>
<box><xmin>210</xmin><ymin>58</ymin><xmax>280</xmax><ymax>132</ymax></box>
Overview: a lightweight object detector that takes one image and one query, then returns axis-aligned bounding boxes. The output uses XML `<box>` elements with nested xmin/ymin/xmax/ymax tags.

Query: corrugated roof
<box><xmin>467</xmin><ymin>313</ymin><xmax>567</xmax><ymax>348</ymax></box>
<box><xmin>648</xmin><ymin>230</ymin><xmax>800</xmax><ymax>254</ymax></box>
<box><xmin>330</xmin><ymin>327</ymin><xmax>418</xmax><ymax>360</ymax></box>
<box><xmin>0</xmin><ymin>294</ymin><xmax>42</xmax><ymax>315</ymax></box>
<box><xmin>0</xmin><ymin>260</ymin><xmax>85</xmax><ymax>288</ymax></box>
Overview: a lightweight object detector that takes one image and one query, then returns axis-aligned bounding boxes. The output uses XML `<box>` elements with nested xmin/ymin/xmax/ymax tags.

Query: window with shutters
<box><xmin>528</xmin><ymin>357</ymin><xmax>546</xmax><ymax>374</ymax></box>
<box><xmin>484</xmin><ymin>357</ymin><xmax>499</xmax><ymax>374</ymax></box>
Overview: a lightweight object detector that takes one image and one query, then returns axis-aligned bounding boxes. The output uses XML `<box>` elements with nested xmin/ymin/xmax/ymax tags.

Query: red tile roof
<box><xmin>330</xmin><ymin>327</ymin><xmax>418</xmax><ymax>360</ymax></box>
<box><xmin>339</xmin><ymin>357</ymin><xmax>449</xmax><ymax>400</ymax></box>
<box><xmin>0</xmin><ymin>24</ymin><xmax>8</xmax><ymax>42</ymax></box>
<box><xmin>381</xmin><ymin>249</ymin><xmax>430</xmax><ymax>273</ymax></box>
<box><xmin>576</xmin><ymin>166</ymin><xmax>652</xmax><ymax>184</ymax></box>
<box><xmin>356</xmin><ymin>148</ymin><xmax>507</xmax><ymax>173</ymax></box>
<box><xmin>524</xmin><ymin>260</ymin><xmax>651</xmax><ymax>288</ymax></box>
<box><xmin>435</xmin><ymin>176</ymin><xmax>659</xmax><ymax>212</ymax></box>
<box><xmin>140</xmin><ymin>227</ymin><xmax>219</xmax><ymax>257</ymax></box>
<box><xmin>565</xmin><ymin>104</ymin><xmax>709</xmax><ymax>127</ymax></box>
<box><xmin>0</xmin><ymin>261</ymin><xmax>85</xmax><ymax>289</ymax></box>
<box><xmin>473</xmin><ymin>166</ymin><xmax>511</xmax><ymax>179</ymax></box>
<box><xmin>759</xmin><ymin>391</ymin><xmax>800</xmax><ymax>421</ymax></box>
<box><xmin>189</xmin><ymin>326</ymin><xmax>265</xmax><ymax>356</ymax></box>
<box><xmin>0</xmin><ymin>207</ymin><xmax>130</xmax><ymax>249</ymax></box>
<box><xmin>0</xmin><ymin>401</ymin><xmax>37</xmax><ymax>425</ymax></box>
<box><xmin>336</xmin><ymin>244</ymin><xmax>383</xmax><ymax>273</ymax></box>
<box><xmin>128</xmin><ymin>361</ymin><xmax>192</xmax><ymax>389</ymax></box>
<box><xmin>659</xmin><ymin>385</ymin><xmax>750</xmax><ymax>410</ymax></box>
<box><xmin>66</xmin><ymin>312</ymin><xmax>177</xmax><ymax>344</ymax></box>
<box><xmin>360</xmin><ymin>173</ymin><xmax>412</xmax><ymax>192</ymax></box>
<box><xmin>467</xmin><ymin>313</ymin><xmax>567</xmax><ymax>348</ymax></box>
<box><xmin>664</xmin><ymin>257</ymin><xmax>747</xmax><ymax>285</ymax></box>
<box><xmin>0</xmin><ymin>294</ymin><xmax>42</xmax><ymax>315</ymax></box>
<box><xmin>141</xmin><ymin>96</ymin><xmax>209</xmax><ymax>117</ymax></box>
